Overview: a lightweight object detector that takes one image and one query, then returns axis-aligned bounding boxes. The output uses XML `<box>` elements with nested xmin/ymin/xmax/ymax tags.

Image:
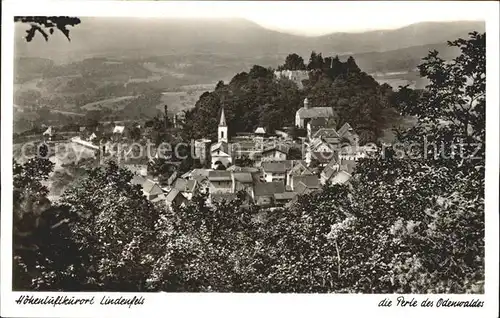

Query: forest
<box><xmin>13</xmin><ymin>32</ymin><xmax>485</xmax><ymax>293</ymax></box>
<box><xmin>183</xmin><ymin>52</ymin><xmax>403</xmax><ymax>144</ymax></box>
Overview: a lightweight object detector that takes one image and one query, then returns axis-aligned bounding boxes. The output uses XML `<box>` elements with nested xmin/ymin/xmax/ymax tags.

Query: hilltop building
<box><xmin>295</xmin><ymin>98</ymin><xmax>336</xmax><ymax>129</ymax></box>
<box><xmin>274</xmin><ymin>70</ymin><xmax>309</xmax><ymax>88</ymax></box>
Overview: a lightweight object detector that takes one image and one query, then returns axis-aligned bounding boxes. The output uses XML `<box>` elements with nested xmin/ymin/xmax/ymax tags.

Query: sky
<box><xmin>5</xmin><ymin>1</ymin><xmax>491</xmax><ymax>36</ymax></box>
<box><xmin>127</xmin><ymin>1</ymin><xmax>489</xmax><ymax>36</ymax></box>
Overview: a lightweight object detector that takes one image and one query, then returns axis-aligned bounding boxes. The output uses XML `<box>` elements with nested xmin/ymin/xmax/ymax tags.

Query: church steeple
<box><xmin>219</xmin><ymin>107</ymin><xmax>227</xmax><ymax>127</ymax></box>
<box><xmin>218</xmin><ymin>107</ymin><xmax>228</xmax><ymax>143</ymax></box>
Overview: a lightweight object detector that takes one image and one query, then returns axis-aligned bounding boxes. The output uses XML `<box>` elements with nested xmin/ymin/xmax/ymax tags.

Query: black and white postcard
<box><xmin>1</xmin><ymin>1</ymin><xmax>499</xmax><ymax>317</ymax></box>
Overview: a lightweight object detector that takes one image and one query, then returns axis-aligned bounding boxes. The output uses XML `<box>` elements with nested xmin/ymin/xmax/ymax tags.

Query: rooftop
<box><xmin>293</xmin><ymin>175</ymin><xmax>321</xmax><ymax>189</ymax></box>
<box><xmin>142</xmin><ymin>179</ymin><xmax>164</xmax><ymax>196</ymax></box>
<box><xmin>274</xmin><ymin>192</ymin><xmax>298</xmax><ymax>200</ymax></box>
<box><xmin>254</xmin><ymin>182</ymin><xmax>286</xmax><ymax>196</ymax></box>
<box><xmin>262</xmin><ymin>161</ymin><xmax>292</xmax><ymax>173</ymax></box>
<box><xmin>208</xmin><ymin>170</ymin><xmax>232</xmax><ymax>181</ymax></box>
<box><xmin>297</xmin><ymin>107</ymin><xmax>335</xmax><ymax>119</ymax></box>
<box><xmin>233</xmin><ymin>172</ymin><xmax>253</xmax><ymax>183</ymax></box>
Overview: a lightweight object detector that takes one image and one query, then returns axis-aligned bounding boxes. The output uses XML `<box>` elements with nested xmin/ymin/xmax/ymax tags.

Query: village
<box><xmin>40</xmin><ymin>96</ymin><xmax>378</xmax><ymax>209</ymax></box>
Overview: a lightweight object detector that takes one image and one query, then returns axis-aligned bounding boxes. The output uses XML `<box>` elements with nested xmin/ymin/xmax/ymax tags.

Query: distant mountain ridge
<box><xmin>14</xmin><ymin>18</ymin><xmax>484</xmax><ymax>63</ymax></box>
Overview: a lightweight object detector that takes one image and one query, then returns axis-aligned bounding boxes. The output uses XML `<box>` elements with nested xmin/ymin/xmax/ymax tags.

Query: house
<box><xmin>306</xmin><ymin>117</ymin><xmax>336</xmax><ymax>141</ymax></box>
<box><xmin>253</xmin><ymin>182</ymin><xmax>286</xmax><ymax>207</ymax></box>
<box><xmin>209</xmin><ymin>193</ymin><xmax>238</xmax><ymax>205</ymax></box>
<box><xmin>132</xmin><ymin>175</ymin><xmax>164</xmax><ymax>201</ymax></box>
<box><xmin>273</xmin><ymin>192</ymin><xmax>298</xmax><ymax>207</ymax></box>
<box><xmin>141</xmin><ymin>179</ymin><xmax>164</xmax><ymax>200</ymax></box>
<box><xmin>42</xmin><ymin>126</ymin><xmax>54</xmax><ymax>140</ymax></box>
<box><xmin>88</xmin><ymin>132</ymin><xmax>97</xmax><ymax>142</ymax></box>
<box><xmin>255</xmin><ymin>127</ymin><xmax>266</xmax><ymax>135</ymax></box>
<box><xmin>165</xmin><ymin>188</ymin><xmax>188</xmax><ymax>208</ymax></box>
<box><xmin>320</xmin><ymin>157</ymin><xmax>341</xmax><ymax>185</ymax></box>
<box><xmin>113</xmin><ymin>125</ymin><xmax>125</xmax><ymax>134</ymax></box>
<box><xmin>208</xmin><ymin>171</ymin><xmax>233</xmax><ymax>194</ymax></box>
<box><xmin>131</xmin><ymin>174</ymin><xmax>147</xmax><ymax>186</ymax></box>
<box><xmin>312</xmin><ymin>128</ymin><xmax>340</xmax><ymax>145</ymax></box>
<box><xmin>339</xmin><ymin>159</ymin><xmax>357</xmax><ymax>174</ymax></box>
<box><xmin>330</xmin><ymin>170</ymin><xmax>352</xmax><ymax>185</ymax></box>
<box><xmin>339</xmin><ymin>145</ymin><xmax>367</xmax><ymax>161</ymax></box>
<box><xmin>261</xmin><ymin>143</ymin><xmax>289</xmax><ymax>162</ymax></box>
<box><xmin>232</xmin><ymin>172</ymin><xmax>255</xmax><ymax>199</ymax></box>
<box><xmin>287</xmin><ymin>160</ymin><xmax>314</xmax><ymax>189</ymax></box>
<box><xmin>337</xmin><ymin>122</ymin><xmax>359</xmax><ymax>146</ymax></box>
<box><xmin>275</xmin><ymin>129</ymin><xmax>290</xmax><ymax>140</ymax></box>
<box><xmin>306</xmin><ymin>150</ymin><xmax>338</xmax><ymax>167</ymax></box>
<box><xmin>295</xmin><ymin>98</ymin><xmax>336</xmax><ymax>129</ymax></box>
<box><xmin>308</xmin><ymin>137</ymin><xmax>334</xmax><ymax>154</ymax></box>
<box><xmin>261</xmin><ymin>161</ymin><xmax>292</xmax><ymax>183</ymax></box>
<box><xmin>166</xmin><ymin>170</ymin><xmax>178</xmax><ymax>186</ymax></box>
<box><xmin>293</xmin><ymin>175</ymin><xmax>321</xmax><ymax>194</ymax></box>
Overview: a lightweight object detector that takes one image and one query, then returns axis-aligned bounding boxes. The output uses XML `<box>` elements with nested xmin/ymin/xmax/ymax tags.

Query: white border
<box><xmin>1</xmin><ymin>1</ymin><xmax>499</xmax><ymax>318</ymax></box>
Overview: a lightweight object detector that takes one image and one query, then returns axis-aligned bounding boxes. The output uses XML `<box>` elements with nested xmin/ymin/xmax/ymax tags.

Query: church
<box><xmin>210</xmin><ymin>108</ymin><xmax>233</xmax><ymax>169</ymax></box>
<box><xmin>295</xmin><ymin>98</ymin><xmax>336</xmax><ymax>129</ymax></box>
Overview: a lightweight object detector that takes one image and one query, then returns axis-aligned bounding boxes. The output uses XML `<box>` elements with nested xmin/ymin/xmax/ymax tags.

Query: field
<box><xmin>81</xmin><ymin>95</ymin><xmax>139</xmax><ymax>111</ymax></box>
<box><xmin>156</xmin><ymin>90</ymin><xmax>208</xmax><ymax>114</ymax></box>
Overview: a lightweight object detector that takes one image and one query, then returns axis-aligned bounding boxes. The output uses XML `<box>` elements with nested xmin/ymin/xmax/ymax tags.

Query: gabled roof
<box><xmin>185</xmin><ymin>180</ymin><xmax>198</xmax><ymax>193</ymax></box>
<box><xmin>131</xmin><ymin>174</ymin><xmax>147</xmax><ymax>186</ymax></box>
<box><xmin>233</xmin><ymin>172</ymin><xmax>253</xmax><ymax>183</ymax></box>
<box><xmin>255</xmin><ymin>127</ymin><xmax>266</xmax><ymax>134</ymax></box>
<box><xmin>310</xmin><ymin>151</ymin><xmax>338</xmax><ymax>164</ymax></box>
<box><xmin>288</xmin><ymin>160</ymin><xmax>313</xmax><ymax>176</ymax></box>
<box><xmin>262</xmin><ymin>161</ymin><xmax>291</xmax><ymax>174</ymax></box>
<box><xmin>308</xmin><ymin>117</ymin><xmax>329</xmax><ymax>130</ymax></box>
<box><xmin>293</xmin><ymin>175</ymin><xmax>321</xmax><ymax>190</ymax></box>
<box><xmin>331</xmin><ymin>170</ymin><xmax>352</xmax><ymax>185</ymax></box>
<box><xmin>166</xmin><ymin>188</ymin><xmax>186</xmax><ymax>203</ymax></box>
<box><xmin>143</xmin><ymin>180</ymin><xmax>163</xmax><ymax>196</ymax></box>
<box><xmin>208</xmin><ymin>171</ymin><xmax>232</xmax><ymax>181</ymax></box>
<box><xmin>167</xmin><ymin>171</ymin><xmax>178</xmax><ymax>186</ymax></box>
<box><xmin>43</xmin><ymin>126</ymin><xmax>53</xmax><ymax>135</ymax></box>
<box><xmin>339</xmin><ymin>159</ymin><xmax>357</xmax><ymax>174</ymax></box>
<box><xmin>338</xmin><ymin>123</ymin><xmax>354</xmax><ymax>137</ymax></box>
<box><xmin>174</xmin><ymin>178</ymin><xmax>188</xmax><ymax>191</ymax></box>
<box><xmin>262</xmin><ymin>143</ymin><xmax>290</xmax><ymax>155</ymax></box>
<box><xmin>254</xmin><ymin>182</ymin><xmax>286</xmax><ymax>197</ymax></box>
<box><xmin>321</xmin><ymin>158</ymin><xmax>340</xmax><ymax>180</ymax></box>
<box><xmin>191</xmin><ymin>169</ymin><xmax>212</xmax><ymax>180</ymax></box>
<box><xmin>296</xmin><ymin>107</ymin><xmax>335</xmax><ymax>119</ymax></box>
<box><xmin>313</xmin><ymin>128</ymin><xmax>340</xmax><ymax>140</ymax></box>
<box><xmin>113</xmin><ymin>125</ymin><xmax>125</xmax><ymax>134</ymax></box>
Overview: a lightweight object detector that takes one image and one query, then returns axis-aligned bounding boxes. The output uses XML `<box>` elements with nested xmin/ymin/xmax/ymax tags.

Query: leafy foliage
<box><xmin>13</xmin><ymin>33</ymin><xmax>485</xmax><ymax>293</ymax></box>
<box><xmin>15</xmin><ymin>16</ymin><xmax>81</xmax><ymax>42</ymax></box>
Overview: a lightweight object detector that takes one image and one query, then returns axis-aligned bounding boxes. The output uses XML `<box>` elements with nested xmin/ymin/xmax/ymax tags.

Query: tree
<box><xmin>15</xmin><ymin>16</ymin><xmax>81</xmax><ymax>42</ymax></box>
<box><xmin>13</xmin><ymin>158</ymin><xmax>87</xmax><ymax>291</ymax></box>
<box><xmin>307</xmin><ymin>51</ymin><xmax>324</xmax><ymax>70</ymax></box>
<box><xmin>59</xmin><ymin>162</ymin><xmax>163</xmax><ymax>291</ymax></box>
<box><xmin>148</xmin><ymin>158</ymin><xmax>176</xmax><ymax>178</ymax></box>
<box><xmin>279</xmin><ymin>53</ymin><xmax>306</xmax><ymax>71</ymax></box>
<box><xmin>234</xmin><ymin>155</ymin><xmax>254</xmax><ymax>167</ymax></box>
